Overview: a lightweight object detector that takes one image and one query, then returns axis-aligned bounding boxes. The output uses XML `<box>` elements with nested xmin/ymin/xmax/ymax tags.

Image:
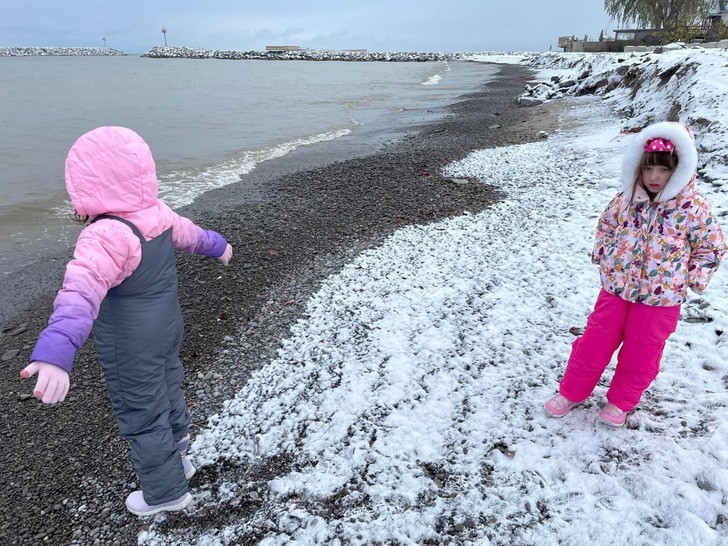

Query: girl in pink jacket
<box><xmin>545</xmin><ymin>122</ymin><xmax>725</xmax><ymax>427</ymax></box>
<box><xmin>20</xmin><ymin>126</ymin><xmax>233</xmax><ymax>516</ymax></box>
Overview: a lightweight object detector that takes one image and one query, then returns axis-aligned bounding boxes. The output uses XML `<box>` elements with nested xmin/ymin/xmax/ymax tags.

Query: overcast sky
<box><xmin>3</xmin><ymin>1</ymin><xmax>617</xmax><ymax>53</ymax></box>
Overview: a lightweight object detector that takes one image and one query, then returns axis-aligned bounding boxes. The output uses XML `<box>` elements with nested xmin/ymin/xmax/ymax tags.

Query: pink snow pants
<box><xmin>560</xmin><ymin>289</ymin><xmax>681</xmax><ymax>412</ymax></box>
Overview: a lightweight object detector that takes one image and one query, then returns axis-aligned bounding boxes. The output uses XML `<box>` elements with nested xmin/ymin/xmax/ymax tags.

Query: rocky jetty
<box><xmin>0</xmin><ymin>47</ymin><xmax>125</xmax><ymax>57</ymax></box>
<box><xmin>143</xmin><ymin>45</ymin><xmax>463</xmax><ymax>61</ymax></box>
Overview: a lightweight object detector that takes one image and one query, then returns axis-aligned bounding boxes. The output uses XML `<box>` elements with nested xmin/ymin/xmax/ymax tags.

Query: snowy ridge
<box><xmin>142</xmin><ymin>51</ymin><xmax>728</xmax><ymax>545</ymax></box>
<box><xmin>494</xmin><ymin>49</ymin><xmax>728</xmax><ymax>184</ymax></box>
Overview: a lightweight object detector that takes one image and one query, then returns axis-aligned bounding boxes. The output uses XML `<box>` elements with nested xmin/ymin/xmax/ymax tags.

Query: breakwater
<box><xmin>142</xmin><ymin>45</ymin><xmax>464</xmax><ymax>61</ymax></box>
<box><xmin>0</xmin><ymin>47</ymin><xmax>125</xmax><ymax>57</ymax></box>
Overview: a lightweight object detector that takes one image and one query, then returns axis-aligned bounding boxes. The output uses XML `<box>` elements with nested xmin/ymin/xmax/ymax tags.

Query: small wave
<box><xmin>158</xmin><ymin>128</ymin><xmax>351</xmax><ymax>209</ymax></box>
<box><xmin>421</xmin><ymin>74</ymin><xmax>442</xmax><ymax>86</ymax></box>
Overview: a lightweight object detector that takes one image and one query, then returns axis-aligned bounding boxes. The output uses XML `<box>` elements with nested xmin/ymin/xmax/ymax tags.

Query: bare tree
<box><xmin>604</xmin><ymin>0</ymin><xmax>715</xmax><ymax>29</ymax></box>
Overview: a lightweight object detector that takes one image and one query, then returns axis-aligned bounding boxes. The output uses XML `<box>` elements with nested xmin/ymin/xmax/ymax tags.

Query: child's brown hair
<box><xmin>630</xmin><ymin>151</ymin><xmax>679</xmax><ymax>201</ymax></box>
<box><xmin>68</xmin><ymin>209</ymin><xmax>90</xmax><ymax>224</ymax></box>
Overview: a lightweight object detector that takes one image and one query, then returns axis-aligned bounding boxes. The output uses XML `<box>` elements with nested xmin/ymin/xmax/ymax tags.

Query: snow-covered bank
<box><xmin>143</xmin><ymin>50</ymin><xmax>728</xmax><ymax>545</ymax></box>
<box><xmin>483</xmin><ymin>48</ymin><xmax>728</xmax><ymax>184</ymax></box>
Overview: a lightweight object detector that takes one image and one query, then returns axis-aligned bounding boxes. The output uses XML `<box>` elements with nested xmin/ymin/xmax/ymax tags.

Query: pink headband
<box><xmin>644</xmin><ymin>137</ymin><xmax>675</xmax><ymax>154</ymax></box>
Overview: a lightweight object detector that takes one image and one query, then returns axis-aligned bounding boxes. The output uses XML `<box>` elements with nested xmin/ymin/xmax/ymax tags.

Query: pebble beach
<box><xmin>0</xmin><ymin>62</ymin><xmax>561</xmax><ymax>544</ymax></box>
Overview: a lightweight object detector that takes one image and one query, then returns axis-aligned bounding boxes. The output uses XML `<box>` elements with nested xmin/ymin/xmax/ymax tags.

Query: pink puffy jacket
<box><xmin>31</xmin><ymin>127</ymin><xmax>227</xmax><ymax>373</ymax></box>
<box><xmin>591</xmin><ymin>122</ymin><xmax>725</xmax><ymax>306</ymax></box>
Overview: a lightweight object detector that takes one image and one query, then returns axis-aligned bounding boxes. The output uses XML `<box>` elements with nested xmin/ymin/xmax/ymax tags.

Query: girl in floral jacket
<box><xmin>545</xmin><ymin>121</ymin><xmax>725</xmax><ymax>427</ymax></box>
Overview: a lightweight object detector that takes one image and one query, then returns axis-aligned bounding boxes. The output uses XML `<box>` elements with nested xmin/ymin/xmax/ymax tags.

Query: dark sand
<box><xmin>0</xmin><ymin>63</ymin><xmax>567</xmax><ymax>544</ymax></box>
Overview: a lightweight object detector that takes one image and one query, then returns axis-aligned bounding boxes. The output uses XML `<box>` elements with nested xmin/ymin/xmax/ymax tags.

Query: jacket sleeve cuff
<box><xmin>30</xmin><ymin>332</ymin><xmax>76</xmax><ymax>374</ymax></box>
<box><xmin>195</xmin><ymin>230</ymin><xmax>228</xmax><ymax>258</ymax></box>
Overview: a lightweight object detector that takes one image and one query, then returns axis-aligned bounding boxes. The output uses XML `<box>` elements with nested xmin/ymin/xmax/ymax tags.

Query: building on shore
<box><xmin>560</xmin><ymin>3</ymin><xmax>728</xmax><ymax>52</ymax></box>
<box><xmin>558</xmin><ymin>34</ymin><xmax>627</xmax><ymax>52</ymax></box>
<box><xmin>265</xmin><ymin>45</ymin><xmax>301</xmax><ymax>51</ymax></box>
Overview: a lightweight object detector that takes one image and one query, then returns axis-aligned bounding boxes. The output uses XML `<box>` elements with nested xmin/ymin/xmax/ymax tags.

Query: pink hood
<box><xmin>65</xmin><ymin>126</ymin><xmax>159</xmax><ymax>216</ymax></box>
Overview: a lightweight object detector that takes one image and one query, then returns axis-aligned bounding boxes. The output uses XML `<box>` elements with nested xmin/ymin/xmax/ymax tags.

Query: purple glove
<box><xmin>20</xmin><ymin>361</ymin><xmax>70</xmax><ymax>404</ymax></box>
<box><xmin>218</xmin><ymin>244</ymin><xmax>233</xmax><ymax>266</ymax></box>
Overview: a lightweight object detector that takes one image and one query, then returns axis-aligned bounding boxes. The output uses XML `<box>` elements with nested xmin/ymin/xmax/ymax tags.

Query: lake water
<box><xmin>0</xmin><ymin>56</ymin><xmax>498</xmax><ymax>276</ymax></box>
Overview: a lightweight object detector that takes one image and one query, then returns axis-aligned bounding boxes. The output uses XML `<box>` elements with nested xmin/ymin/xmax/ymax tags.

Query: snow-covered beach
<box><xmin>142</xmin><ymin>48</ymin><xmax>728</xmax><ymax>545</ymax></box>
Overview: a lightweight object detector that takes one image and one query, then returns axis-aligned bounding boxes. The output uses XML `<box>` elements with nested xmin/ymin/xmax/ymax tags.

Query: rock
<box><xmin>537</xmin><ymin>131</ymin><xmax>549</xmax><ymax>139</ymax></box>
<box><xmin>10</xmin><ymin>324</ymin><xmax>27</xmax><ymax>335</ymax></box>
<box><xmin>684</xmin><ymin>316</ymin><xmax>712</xmax><ymax>324</ymax></box>
<box><xmin>516</xmin><ymin>96</ymin><xmax>543</xmax><ymax>107</ymax></box>
<box><xmin>1</xmin><ymin>349</ymin><xmax>20</xmax><ymax>360</ymax></box>
<box><xmin>0</xmin><ymin>47</ymin><xmax>125</xmax><ymax>57</ymax></box>
<box><xmin>141</xmin><ymin>45</ymin><xmax>459</xmax><ymax>62</ymax></box>
<box><xmin>2</xmin><ymin>324</ymin><xmax>28</xmax><ymax>336</ymax></box>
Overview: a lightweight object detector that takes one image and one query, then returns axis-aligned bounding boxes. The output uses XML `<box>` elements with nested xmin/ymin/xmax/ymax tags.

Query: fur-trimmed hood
<box><xmin>620</xmin><ymin>121</ymin><xmax>698</xmax><ymax>203</ymax></box>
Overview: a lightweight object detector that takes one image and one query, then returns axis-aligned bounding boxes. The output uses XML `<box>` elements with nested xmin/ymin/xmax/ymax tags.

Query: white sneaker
<box><xmin>182</xmin><ymin>455</ymin><xmax>196</xmax><ymax>480</ymax></box>
<box><xmin>177</xmin><ymin>434</ymin><xmax>191</xmax><ymax>452</ymax></box>
<box><xmin>178</xmin><ymin>434</ymin><xmax>196</xmax><ymax>480</ymax></box>
<box><xmin>125</xmin><ymin>491</ymin><xmax>192</xmax><ymax>516</ymax></box>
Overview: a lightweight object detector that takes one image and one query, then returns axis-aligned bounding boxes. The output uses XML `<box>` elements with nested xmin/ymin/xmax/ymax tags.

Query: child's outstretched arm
<box><xmin>591</xmin><ymin>195</ymin><xmax>621</xmax><ymax>264</ymax></box>
<box><xmin>22</xmin><ymin>223</ymin><xmax>136</xmax><ymax>404</ymax></box>
<box><xmin>161</xmin><ymin>202</ymin><xmax>232</xmax><ymax>264</ymax></box>
<box><xmin>687</xmin><ymin>199</ymin><xmax>727</xmax><ymax>294</ymax></box>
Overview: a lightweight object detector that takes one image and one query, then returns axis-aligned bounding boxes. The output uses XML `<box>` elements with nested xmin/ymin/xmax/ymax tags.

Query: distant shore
<box><xmin>0</xmin><ymin>45</ymin><xmax>510</xmax><ymax>61</ymax></box>
<box><xmin>0</xmin><ymin>47</ymin><xmax>125</xmax><ymax>56</ymax></box>
<box><xmin>142</xmin><ymin>45</ymin><xmax>466</xmax><ymax>61</ymax></box>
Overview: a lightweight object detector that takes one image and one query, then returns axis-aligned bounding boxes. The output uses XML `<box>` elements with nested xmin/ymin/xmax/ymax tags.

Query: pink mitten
<box><xmin>20</xmin><ymin>361</ymin><xmax>70</xmax><ymax>404</ymax></box>
<box><xmin>218</xmin><ymin>243</ymin><xmax>233</xmax><ymax>266</ymax></box>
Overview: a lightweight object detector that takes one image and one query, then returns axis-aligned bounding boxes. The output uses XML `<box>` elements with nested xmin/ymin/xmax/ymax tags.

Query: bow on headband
<box><xmin>644</xmin><ymin>137</ymin><xmax>675</xmax><ymax>154</ymax></box>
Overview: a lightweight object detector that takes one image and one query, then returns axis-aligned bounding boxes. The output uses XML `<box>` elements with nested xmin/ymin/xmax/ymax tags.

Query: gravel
<box><xmin>0</xmin><ymin>63</ymin><xmax>566</xmax><ymax>545</ymax></box>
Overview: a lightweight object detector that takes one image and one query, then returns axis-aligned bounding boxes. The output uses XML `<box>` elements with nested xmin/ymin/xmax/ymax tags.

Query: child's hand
<box><xmin>20</xmin><ymin>361</ymin><xmax>69</xmax><ymax>404</ymax></box>
<box><xmin>218</xmin><ymin>244</ymin><xmax>233</xmax><ymax>266</ymax></box>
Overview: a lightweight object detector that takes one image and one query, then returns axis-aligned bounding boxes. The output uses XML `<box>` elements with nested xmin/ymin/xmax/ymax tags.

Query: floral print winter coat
<box><xmin>591</xmin><ymin>122</ymin><xmax>727</xmax><ymax>307</ymax></box>
<box><xmin>592</xmin><ymin>178</ymin><xmax>725</xmax><ymax>306</ymax></box>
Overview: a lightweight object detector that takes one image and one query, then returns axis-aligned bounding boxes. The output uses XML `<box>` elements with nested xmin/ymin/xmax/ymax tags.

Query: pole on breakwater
<box><xmin>162</xmin><ymin>26</ymin><xmax>168</xmax><ymax>46</ymax></box>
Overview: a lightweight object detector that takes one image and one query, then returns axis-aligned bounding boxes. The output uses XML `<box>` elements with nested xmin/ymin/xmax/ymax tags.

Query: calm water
<box><xmin>0</xmin><ymin>56</ymin><xmax>497</xmax><ymax>275</ymax></box>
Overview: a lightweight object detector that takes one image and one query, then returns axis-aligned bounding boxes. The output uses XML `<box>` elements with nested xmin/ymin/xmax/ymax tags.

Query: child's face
<box><xmin>641</xmin><ymin>165</ymin><xmax>673</xmax><ymax>195</ymax></box>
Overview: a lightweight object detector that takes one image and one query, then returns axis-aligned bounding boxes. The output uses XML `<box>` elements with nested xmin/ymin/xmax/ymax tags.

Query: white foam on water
<box><xmin>157</xmin><ymin>128</ymin><xmax>350</xmax><ymax>209</ymax></box>
<box><xmin>422</xmin><ymin>74</ymin><xmax>442</xmax><ymax>86</ymax></box>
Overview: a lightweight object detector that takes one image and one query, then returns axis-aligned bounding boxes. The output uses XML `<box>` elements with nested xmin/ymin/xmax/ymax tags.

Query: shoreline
<box><xmin>0</xmin><ymin>82</ymin><xmax>451</xmax><ymax>327</ymax></box>
<box><xmin>0</xmin><ymin>63</ymin><xmax>568</xmax><ymax>544</ymax></box>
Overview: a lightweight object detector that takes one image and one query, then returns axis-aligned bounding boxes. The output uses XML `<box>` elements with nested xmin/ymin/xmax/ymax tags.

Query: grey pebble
<box><xmin>1</xmin><ymin>349</ymin><xmax>20</xmax><ymax>360</ymax></box>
